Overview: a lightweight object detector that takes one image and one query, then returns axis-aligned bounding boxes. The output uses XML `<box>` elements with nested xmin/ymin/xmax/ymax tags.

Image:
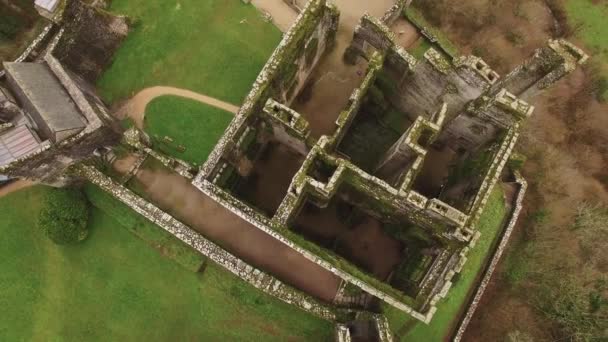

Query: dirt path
<box><xmin>115</xmin><ymin>156</ymin><xmax>341</xmax><ymax>302</ymax></box>
<box><xmin>0</xmin><ymin>180</ymin><xmax>34</xmax><ymax>198</ymax></box>
<box><xmin>114</xmin><ymin>86</ymin><xmax>240</xmax><ymax>129</ymax></box>
<box><xmin>250</xmin><ymin>0</ymin><xmax>297</xmax><ymax>32</ymax></box>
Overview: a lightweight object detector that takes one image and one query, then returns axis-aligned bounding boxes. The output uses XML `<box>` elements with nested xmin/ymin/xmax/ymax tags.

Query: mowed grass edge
<box><xmin>0</xmin><ymin>185</ymin><xmax>333</xmax><ymax>341</ymax></box>
<box><xmin>144</xmin><ymin>95</ymin><xmax>234</xmax><ymax>165</ymax></box>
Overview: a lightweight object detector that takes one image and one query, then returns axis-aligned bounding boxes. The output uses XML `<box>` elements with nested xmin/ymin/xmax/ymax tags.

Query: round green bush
<box><xmin>38</xmin><ymin>188</ymin><xmax>90</xmax><ymax>245</ymax></box>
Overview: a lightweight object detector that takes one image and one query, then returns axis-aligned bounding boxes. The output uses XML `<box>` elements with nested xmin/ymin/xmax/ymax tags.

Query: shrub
<box><xmin>505</xmin><ymin>30</ymin><xmax>524</xmax><ymax>46</ymax></box>
<box><xmin>534</xmin><ymin>275</ymin><xmax>606</xmax><ymax>341</ymax></box>
<box><xmin>508</xmin><ymin>152</ymin><xmax>527</xmax><ymax>171</ymax></box>
<box><xmin>0</xmin><ymin>14</ymin><xmax>22</xmax><ymax>41</ymax></box>
<box><xmin>38</xmin><ymin>188</ymin><xmax>90</xmax><ymax>245</ymax></box>
<box><xmin>507</xmin><ymin>330</ymin><xmax>534</xmax><ymax>342</ymax></box>
<box><xmin>573</xmin><ymin>202</ymin><xmax>608</xmax><ymax>267</ymax></box>
<box><xmin>593</xmin><ymin>76</ymin><xmax>608</xmax><ymax>103</ymax></box>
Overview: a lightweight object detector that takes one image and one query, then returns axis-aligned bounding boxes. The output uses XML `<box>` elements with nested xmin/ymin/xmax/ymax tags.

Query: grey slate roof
<box><xmin>3</xmin><ymin>62</ymin><xmax>86</xmax><ymax>142</ymax></box>
<box><xmin>0</xmin><ymin>124</ymin><xmax>47</xmax><ymax>167</ymax></box>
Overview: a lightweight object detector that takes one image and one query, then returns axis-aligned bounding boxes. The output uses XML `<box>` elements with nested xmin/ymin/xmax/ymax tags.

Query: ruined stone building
<box><xmin>192</xmin><ymin>0</ymin><xmax>587</xmax><ymax>323</ymax></box>
<box><xmin>2</xmin><ymin>0</ymin><xmax>128</xmax><ymax>83</ymax></box>
<box><xmin>0</xmin><ymin>55</ymin><xmax>121</xmax><ymax>186</ymax></box>
<box><xmin>0</xmin><ymin>0</ymin><xmax>586</xmax><ymax>331</ymax></box>
<box><xmin>0</xmin><ymin>0</ymin><xmax>127</xmax><ymax>186</ymax></box>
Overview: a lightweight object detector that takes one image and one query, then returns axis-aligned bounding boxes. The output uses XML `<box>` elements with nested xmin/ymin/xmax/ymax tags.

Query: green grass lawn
<box><xmin>97</xmin><ymin>0</ymin><xmax>282</xmax><ymax>105</ymax></box>
<box><xmin>0</xmin><ymin>186</ymin><xmax>333</xmax><ymax>341</ymax></box>
<box><xmin>144</xmin><ymin>95</ymin><xmax>234</xmax><ymax>165</ymax></box>
<box><xmin>408</xmin><ymin>38</ymin><xmax>432</xmax><ymax>60</ymax></box>
<box><xmin>385</xmin><ymin>187</ymin><xmax>508</xmax><ymax>341</ymax></box>
<box><xmin>404</xmin><ymin>7</ymin><xmax>459</xmax><ymax>58</ymax></box>
<box><xmin>565</xmin><ymin>0</ymin><xmax>608</xmax><ymax>100</ymax></box>
<box><xmin>84</xmin><ymin>183</ymin><xmax>205</xmax><ymax>272</ymax></box>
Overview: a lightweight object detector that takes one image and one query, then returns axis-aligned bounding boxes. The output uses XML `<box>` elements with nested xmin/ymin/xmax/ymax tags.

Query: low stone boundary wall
<box><xmin>78</xmin><ymin>165</ymin><xmax>336</xmax><ymax>321</ymax></box>
<box><xmin>451</xmin><ymin>172</ymin><xmax>528</xmax><ymax>341</ymax></box>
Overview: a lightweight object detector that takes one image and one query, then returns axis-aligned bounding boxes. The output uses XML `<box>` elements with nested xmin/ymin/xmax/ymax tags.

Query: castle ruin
<box><xmin>0</xmin><ymin>0</ymin><xmax>588</xmax><ymax>338</ymax></box>
<box><xmin>193</xmin><ymin>0</ymin><xmax>587</xmax><ymax>324</ymax></box>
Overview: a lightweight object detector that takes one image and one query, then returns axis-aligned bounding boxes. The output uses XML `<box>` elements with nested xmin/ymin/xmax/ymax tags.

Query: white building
<box><xmin>34</xmin><ymin>0</ymin><xmax>61</xmax><ymax>21</ymax></box>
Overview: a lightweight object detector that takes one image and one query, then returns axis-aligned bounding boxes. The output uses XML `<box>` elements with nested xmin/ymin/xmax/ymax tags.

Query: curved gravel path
<box><xmin>114</xmin><ymin>86</ymin><xmax>240</xmax><ymax>129</ymax></box>
<box><xmin>0</xmin><ymin>180</ymin><xmax>34</xmax><ymax>198</ymax></box>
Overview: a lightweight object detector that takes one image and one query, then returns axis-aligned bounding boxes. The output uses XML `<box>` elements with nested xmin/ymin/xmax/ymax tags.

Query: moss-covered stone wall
<box><xmin>488</xmin><ymin>39</ymin><xmax>588</xmax><ymax>101</ymax></box>
<box><xmin>199</xmin><ymin>0</ymin><xmax>338</xmax><ymax>183</ymax></box>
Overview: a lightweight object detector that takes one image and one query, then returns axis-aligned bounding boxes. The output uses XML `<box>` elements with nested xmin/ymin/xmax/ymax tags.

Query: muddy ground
<box><xmin>407</xmin><ymin>0</ymin><xmax>608</xmax><ymax>340</ymax></box>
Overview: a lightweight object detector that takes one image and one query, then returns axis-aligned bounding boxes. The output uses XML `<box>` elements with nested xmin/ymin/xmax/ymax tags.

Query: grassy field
<box><xmin>385</xmin><ymin>187</ymin><xmax>508</xmax><ymax>341</ymax></box>
<box><xmin>144</xmin><ymin>96</ymin><xmax>233</xmax><ymax>165</ymax></box>
<box><xmin>565</xmin><ymin>0</ymin><xmax>608</xmax><ymax>100</ymax></box>
<box><xmin>0</xmin><ymin>186</ymin><xmax>333</xmax><ymax>341</ymax></box>
<box><xmin>84</xmin><ymin>183</ymin><xmax>205</xmax><ymax>272</ymax></box>
<box><xmin>97</xmin><ymin>0</ymin><xmax>281</xmax><ymax>105</ymax></box>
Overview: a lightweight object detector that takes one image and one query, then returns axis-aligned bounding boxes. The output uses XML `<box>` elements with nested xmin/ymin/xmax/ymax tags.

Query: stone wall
<box><xmin>79</xmin><ymin>165</ymin><xmax>337</xmax><ymax>321</ymax></box>
<box><xmin>346</xmin><ymin>15</ymin><xmax>495</xmax><ymax>121</ymax></box>
<box><xmin>0</xmin><ymin>55</ymin><xmax>121</xmax><ymax>186</ymax></box>
<box><xmin>489</xmin><ymin>39</ymin><xmax>588</xmax><ymax>101</ymax></box>
<box><xmin>329</xmin><ymin>52</ymin><xmax>384</xmax><ymax>149</ymax></box>
<box><xmin>335</xmin><ymin>324</ymin><xmax>352</xmax><ymax>342</ymax></box>
<box><xmin>463</xmin><ymin>127</ymin><xmax>520</xmax><ymax>236</ymax></box>
<box><xmin>198</xmin><ymin>0</ymin><xmax>338</xmax><ymax>182</ymax></box>
<box><xmin>277</xmin><ymin>140</ymin><xmax>466</xmax><ymax>237</ymax></box>
<box><xmin>381</xmin><ymin>0</ymin><xmax>409</xmax><ymax>26</ymax></box>
<box><xmin>197</xmin><ymin>170</ymin><xmax>449</xmax><ymax>321</ymax></box>
<box><xmin>452</xmin><ymin>172</ymin><xmax>528</xmax><ymax>341</ymax></box>
<box><xmin>374</xmin><ymin>314</ymin><xmax>395</xmax><ymax>342</ymax></box>
<box><xmin>434</xmin><ymin>89</ymin><xmax>532</xmax><ymax>153</ymax></box>
<box><xmin>261</xmin><ymin>98</ymin><xmax>312</xmax><ymax>155</ymax></box>
<box><xmin>375</xmin><ymin>104</ymin><xmax>446</xmax><ymax>184</ymax></box>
